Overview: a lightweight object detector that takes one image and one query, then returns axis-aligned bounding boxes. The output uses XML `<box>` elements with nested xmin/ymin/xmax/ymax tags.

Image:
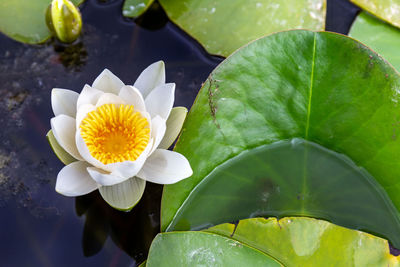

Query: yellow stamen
<box><xmin>80</xmin><ymin>103</ymin><xmax>150</xmax><ymax>164</ymax></box>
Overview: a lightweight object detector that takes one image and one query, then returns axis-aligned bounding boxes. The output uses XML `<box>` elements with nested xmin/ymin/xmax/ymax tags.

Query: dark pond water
<box><xmin>0</xmin><ymin>0</ymin><xmax>359</xmax><ymax>266</ymax></box>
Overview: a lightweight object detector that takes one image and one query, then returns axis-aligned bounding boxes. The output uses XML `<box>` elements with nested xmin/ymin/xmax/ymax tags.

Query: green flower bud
<box><xmin>46</xmin><ymin>0</ymin><xmax>82</xmax><ymax>43</ymax></box>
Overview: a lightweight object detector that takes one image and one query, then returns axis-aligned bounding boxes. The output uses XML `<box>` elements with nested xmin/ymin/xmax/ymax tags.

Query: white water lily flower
<box><xmin>48</xmin><ymin>61</ymin><xmax>192</xmax><ymax>210</ymax></box>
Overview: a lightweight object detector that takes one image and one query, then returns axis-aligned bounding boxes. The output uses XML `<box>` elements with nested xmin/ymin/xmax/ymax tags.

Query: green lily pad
<box><xmin>158</xmin><ymin>0</ymin><xmax>326</xmax><ymax>57</ymax></box>
<box><xmin>0</xmin><ymin>0</ymin><xmax>84</xmax><ymax>44</ymax></box>
<box><xmin>350</xmin><ymin>0</ymin><xmax>400</xmax><ymax>29</ymax></box>
<box><xmin>123</xmin><ymin>0</ymin><xmax>154</xmax><ymax>18</ymax></box>
<box><xmin>146</xmin><ymin>231</ymin><xmax>282</xmax><ymax>267</ymax></box>
<box><xmin>161</xmin><ymin>30</ymin><xmax>400</xmax><ymax>240</ymax></box>
<box><xmin>165</xmin><ymin>138</ymin><xmax>400</xmax><ymax>247</ymax></box>
<box><xmin>349</xmin><ymin>12</ymin><xmax>400</xmax><ymax>72</ymax></box>
<box><xmin>206</xmin><ymin>217</ymin><xmax>400</xmax><ymax>266</ymax></box>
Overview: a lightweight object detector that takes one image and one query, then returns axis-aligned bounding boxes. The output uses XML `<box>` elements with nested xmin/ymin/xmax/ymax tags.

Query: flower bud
<box><xmin>46</xmin><ymin>0</ymin><xmax>82</xmax><ymax>43</ymax></box>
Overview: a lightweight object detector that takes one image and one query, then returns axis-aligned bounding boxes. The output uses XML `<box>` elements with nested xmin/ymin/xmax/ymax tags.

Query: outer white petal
<box><xmin>76</xmin><ymin>131</ymin><xmax>109</xmax><ymax>171</ymax></box>
<box><xmin>159</xmin><ymin>107</ymin><xmax>187</xmax><ymax>149</ymax></box>
<box><xmin>150</xmin><ymin>116</ymin><xmax>166</xmax><ymax>154</ymax></box>
<box><xmin>51</xmin><ymin>88</ymin><xmax>79</xmax><ymax>117</ymax></box>
<box><xmin>118</xmin><ymin>85</ymin><xmax>146</xmax><ymax>112</ymax></box>
<box><xmin>99</xmin><ymin>177</ymin><xmax>146</xmax><ymax>211</ymax></box>
<box><xmin>51</xmin><ymin>115</ymin><xmax>83</xmax><ymax>161</ymax></box>
<box><xmin>56</xmin><ymin>161</ymin><xmax>98</xmax><ymax>196</ymax></box>
<box><xmin>137</xmin><ymin>149</ymin><xmax>192</xmax><ymax>184</ymax></box>
<box><xmin>134</xmin><ymin>61</ymin><xmax>165</xmax><ymax>98</ymax></box>
<box><xmin>92</xmin><ymin>69</ymin><xmax>125</xmax><ymax>95</ymax></box>
<box><xmin>95</xmin><ymin>93</ymin><xmax>126</xmax><ymax>107</ymax></box>
<box><xmin>75</xmin><ymin>104</ymin><xmax>96</xmax><ymax>129</ymax></box>
<box><xmin>144</xmin><ymin>83</ymin><xmax>175</xmax><ymax>120</ymax></box>
<box><xmin>87</xmin><ymin>167</ymin><xmax>128</xmax><ymax>186</ymax></box>
<box><xmin>76</xmin><ymin>84</ymin><xmax>103</xmax><ymax>109</ymax></box>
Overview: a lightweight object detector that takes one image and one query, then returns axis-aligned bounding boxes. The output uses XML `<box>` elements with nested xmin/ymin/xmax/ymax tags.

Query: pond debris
<box><xmin>53</xmin><ymin>41</ymin><xmax>88</xmax><ymax>71</ymax></box>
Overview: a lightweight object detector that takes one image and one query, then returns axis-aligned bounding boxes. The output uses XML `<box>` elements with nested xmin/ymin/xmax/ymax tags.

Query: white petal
<box><xmin>75</xmin><ymin>104</ymin><xmax>96</xmax><ymax>129</ymax></box>
<box><xmin>99</xmin><ymin>177</ymin><xmax>146</xmax><ymax>211</ymax></box>
<box><xmin>77</xmin><ymin>84</ymin><xmax>103</xmax><ymax>109</ymax></box>
<box><xmin>76</xmin><ymin>131</ymin><xmax>108</xmax><ymax>170</ymax></box>
<box><xmin>159</xmin><ymin>107</ymin><xmax>187</xmax><ymax>149</ymax></box>
<box><xmin>118</xmin><ymin>85</ymin><xmax>146</xmax><ymax>112</ymax></box>
<box><xmin>95</xmin><ymin>93</ymin><xmax>126</xmax><ymax>107</ymax></box>
<box><xmin>110</xmin><ymin>153</ymin><xmax>148</xmax><ymax>178</ymax></box>
<box><xmin>137</xmin><ymin>149</ymin><xmax>192</xmax><ymax>184</ymax></box>
<box><xmin>51</xmin><ymin>115</ymin><xmax>83</xmax><ymax>161</ymax></box>
<box><xmin>56</xmin><ymin>161</ymin><xmax>98</xmax><ymax>196</ymax></box>
<box><xmin>144</xmin><ymin>83</ymin><xmax>175</xmax><ymax>120</ymax></box>
<box><xmin>150</xmin><ymin>116</ymin><xmax>166</xmax><ymax>154</ymax></box>
<box><xmin>92</xmin><ymin>69</ymin><xmax>125</xmax><ymax>95</ymax></box>
<box><xmin>51</xmin><ymin>88</ymin><xmax>79</xmax><ymax>117</ymax></box>
<box><xmin>134</xmin><ymin>61</ymin><xmax>165</xmax><ymax>98</ymax></box>
<box><xmin>87</xmin><ymin>167</ymin><xmax>129</xmax><ymax>186</ymax></box>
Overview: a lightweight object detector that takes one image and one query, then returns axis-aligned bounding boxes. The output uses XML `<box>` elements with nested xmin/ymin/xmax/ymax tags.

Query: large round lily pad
<box><xmin>161</xmin><ymin>30</ymin><xmax>400</xmax><ymax>242</ymax></box>
<box><xmin>349</xmin><ymin>11</ymin><xmax>400</xmax><ymax>72</ymax></box>
<box><xmin>158</xmin><ymin>0</ymin><xmax>326</xmax><ymax>57</ymax></box>
<box><xmin>0</xmin><ymin>0</ymin><xmax>83</xmax><ymax>44</ymax></box>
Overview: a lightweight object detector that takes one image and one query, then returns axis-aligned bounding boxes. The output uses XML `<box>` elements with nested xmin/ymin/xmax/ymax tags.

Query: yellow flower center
<box><xmin>80</xmin><ymin>103</ymin><xmax>150</xmax><ymax>164</ymax></box>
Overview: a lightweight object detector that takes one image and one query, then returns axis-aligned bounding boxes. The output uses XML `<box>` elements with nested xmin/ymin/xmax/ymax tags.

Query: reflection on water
<box><xmin>0</xmin><ymin>0</ymin><xmax>220</xmax><ymax>265</ymax></box>
<box><xmin>76</xmin><ymin>183</ymin><xmax>162</xmax><ymax>262</ymax></box>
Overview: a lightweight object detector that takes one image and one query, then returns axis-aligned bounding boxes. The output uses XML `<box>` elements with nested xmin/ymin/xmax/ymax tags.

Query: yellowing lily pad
<box><xmin>349</xmin><ymin>11</ymin><xmax>400</xmax><ymax>72</ymax></box>
<box><xmin>350</xmin><ymin>0</ymin><xmax>400</xmax><ymax>29</ymax></box>
<box><xmin>148</xmin><ymin>217</ymin><xmax>400</xmax><ymax>266</ymax></box>
<box><xmin>206</xmin><ymin>217</ymin><xmax>400</xmax><ymax>266</ymax></box>
<box><xmin>158</xmin><ymin>0</ymin><xmax>326</xmax><ymax>57</ymax></box>
<box><xmin>0</xmin><ymin>0</ymin><xmax>84</xmax><ymax>44</ymax></box>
